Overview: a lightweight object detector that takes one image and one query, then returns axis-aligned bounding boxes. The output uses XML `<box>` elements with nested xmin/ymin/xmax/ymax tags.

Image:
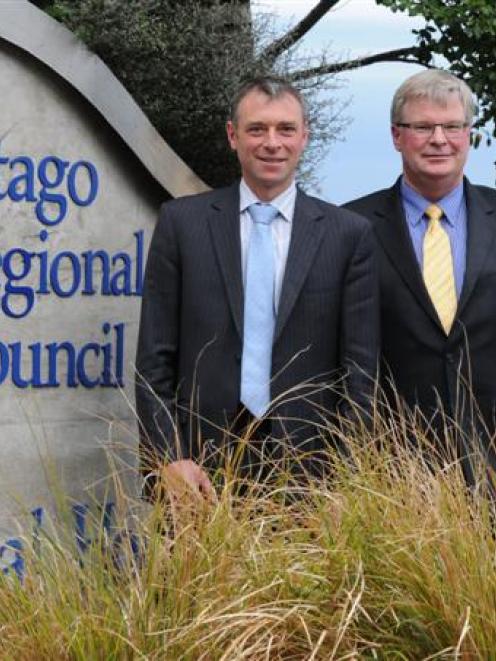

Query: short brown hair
<box><xmin>230</xmin><ymin>76</ymin><xmax>307</xmax><ymax>124</ymax></box>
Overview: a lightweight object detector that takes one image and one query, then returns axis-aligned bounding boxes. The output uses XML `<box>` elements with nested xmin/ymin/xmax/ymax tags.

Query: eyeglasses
<box><xmin>395</xmin><ymin>122</ymin><xmax>470</xmax><ymax>137</ymax></box>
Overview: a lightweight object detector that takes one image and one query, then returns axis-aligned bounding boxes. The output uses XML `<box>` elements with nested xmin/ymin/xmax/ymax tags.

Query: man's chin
<box><xmin>420</xmin><ymin>164</ymin><xmax>456</xmax><ymax>179</ymax></box>
<box><xmin>256</xmin><ymin>173</ymin><xmax>286</xmax><ymax>188</ymax></box>
<box><xmin>421</xmin><ymin>155</ymin><xmax>456</xmax><ymax>169</ymax></box>
<box><xmin>258</xmin><ymin>165</ymin><xmax>286</xmax><ymax>180</ymax></box>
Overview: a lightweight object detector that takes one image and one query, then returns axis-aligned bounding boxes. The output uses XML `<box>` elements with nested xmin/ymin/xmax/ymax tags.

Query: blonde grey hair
<box><xmin>391</xmin><ymin>70</ymin><xmax>476</xmax><ymax>124</ymax></box>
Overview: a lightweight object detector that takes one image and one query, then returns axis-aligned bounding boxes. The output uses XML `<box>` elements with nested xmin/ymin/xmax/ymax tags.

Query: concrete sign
<box><xmin>0</xmin><ymin>1</ymin><xmax>207</xmax><ymax>535</ymax></box>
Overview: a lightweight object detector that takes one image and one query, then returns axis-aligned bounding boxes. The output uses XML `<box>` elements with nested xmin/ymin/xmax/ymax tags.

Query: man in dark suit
<box><xmin>136</xmin><ymin>77</ymin><xmax>378</xmax><ymax>496</ymax></box>
<box><xmin>345</xmin><ymin>70</ymin><xmax>496</xmax><ymax>482</ymax></box>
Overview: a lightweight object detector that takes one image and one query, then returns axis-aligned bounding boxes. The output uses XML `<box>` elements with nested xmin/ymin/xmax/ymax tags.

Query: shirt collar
<box><xmin>401</xmin><ymin>177</ymin><xmax>465</xmax><ymax>228</ymax></box>
<box><xmin>239</xmin><ymin>178</ymin><xmax>296</xmax><ymax>223</ymax></box>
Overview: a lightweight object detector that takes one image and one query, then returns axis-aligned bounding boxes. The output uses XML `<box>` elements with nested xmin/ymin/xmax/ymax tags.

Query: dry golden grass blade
<box><xmin>3</xmin><ymin>387</ymin><xmax>496</xmax><ymax>658</ymax></box>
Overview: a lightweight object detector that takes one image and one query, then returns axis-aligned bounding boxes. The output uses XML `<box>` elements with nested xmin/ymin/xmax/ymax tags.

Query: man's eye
<box><xmin>248</xmin><ymin>127</ymin><xmax>264</xmax><ymax>135</ymax></box>
<box><xmin>414</xmin><ymin>124</ymin><xmax>432</xmax><ymax>132</ymax></box>
<box><xmin>280</xmin><ymin>126</ymin><xmax>296</xmax><ymax>135</ymax></box>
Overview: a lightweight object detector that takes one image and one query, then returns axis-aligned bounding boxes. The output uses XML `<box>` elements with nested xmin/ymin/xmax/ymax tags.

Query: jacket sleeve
<box><xmin>135</xmin><ymin>203</ymin><xmax>189</xmax><ymax>474</ymax></box>
<box><xmin>339</xmin><ymin>220</ymin><xmax>380</xmax><ymax>422</ymax></box>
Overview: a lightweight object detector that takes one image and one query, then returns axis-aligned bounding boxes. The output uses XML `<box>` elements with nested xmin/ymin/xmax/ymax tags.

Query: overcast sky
<box><xmin>253</xmin><ymin>0</ymin><xmax>495</xmax><ymax>203</ymax></box>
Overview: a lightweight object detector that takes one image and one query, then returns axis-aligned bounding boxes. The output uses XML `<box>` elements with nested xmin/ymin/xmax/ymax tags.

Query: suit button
<box><xmin>446</xmin><ymin>353</ymin><xmax>454</xmax><ymax>364</ymax></box>
<box><xmin>235</xmin><ymin>353</ymin><xmax>241</xmax><ymax>364</ymax></box>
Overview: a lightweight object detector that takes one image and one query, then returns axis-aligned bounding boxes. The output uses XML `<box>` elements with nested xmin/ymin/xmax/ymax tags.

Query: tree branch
<box><xmin>260</xmin><ymin>0</ymin><xmax>341</xmax><ymax>65</ymax></box>
<box><xmin>288</xmin><ymin>46</ymin><xmax>431</xmax><ymax>82</ymax></box>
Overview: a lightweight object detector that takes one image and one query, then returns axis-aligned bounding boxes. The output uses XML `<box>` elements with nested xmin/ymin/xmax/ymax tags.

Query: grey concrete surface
<box><xmin>0</xmin><ymin>4</ymin><xmax>207</xmax><ymax>536</ymax></box>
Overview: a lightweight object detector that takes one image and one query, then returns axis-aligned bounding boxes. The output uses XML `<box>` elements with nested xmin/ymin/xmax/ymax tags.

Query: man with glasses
<box><xmin>345</xmin><ymin>69</ymin><xmax>496</xmax><ymax>485</ymax></box>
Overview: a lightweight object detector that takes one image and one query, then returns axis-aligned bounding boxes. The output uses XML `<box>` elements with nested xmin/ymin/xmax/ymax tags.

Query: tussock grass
<box><xmin>2</xmin><ymin>407</ymin><xmax>496</xmax><ymax>659</ymax></box>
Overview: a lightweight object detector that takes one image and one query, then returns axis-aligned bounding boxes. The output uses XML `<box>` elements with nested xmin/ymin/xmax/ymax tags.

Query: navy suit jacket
<box><xmin>345</xmin><ymin>178</ymin><xmax>496</xmax><ymax>472</ymax></box>
<box><xmin>136</xmin><ymin>183</ymin><xmax>379</xmax><ymax>470</ymax></box>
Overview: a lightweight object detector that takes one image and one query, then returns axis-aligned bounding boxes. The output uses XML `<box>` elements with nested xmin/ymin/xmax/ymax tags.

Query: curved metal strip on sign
<box><xmin>0</xmin><ymin>0</ymin><xmax>209</xmax><ymax>198</ymax></box>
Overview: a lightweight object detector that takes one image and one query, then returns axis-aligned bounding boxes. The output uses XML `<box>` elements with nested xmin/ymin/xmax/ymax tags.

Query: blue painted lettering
<box><xmin>0</xmin><ymin>154</ymin><xmax>99</xmax><ymax>226</ymax></box>
<box><xmin>0</xmin><ymin>323</ymin><xmax>125</xmax><ymax>389</ymax></box>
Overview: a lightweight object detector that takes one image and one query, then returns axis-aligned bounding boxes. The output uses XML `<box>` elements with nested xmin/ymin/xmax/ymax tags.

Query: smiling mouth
<box><xmin>423</xmin><ymin>154</ymin><xmax>453</xmax><ymax>158</ymax></box>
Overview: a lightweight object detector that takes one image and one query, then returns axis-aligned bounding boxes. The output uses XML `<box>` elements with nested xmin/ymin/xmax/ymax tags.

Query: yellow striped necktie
<box><xmin>422</xmin><ymin>203</ymin><xmax>457</xmax><ymax>335</ymax></box>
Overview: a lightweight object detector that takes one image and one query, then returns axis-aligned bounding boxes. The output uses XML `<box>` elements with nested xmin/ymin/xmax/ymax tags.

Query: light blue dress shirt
<box><xmin>239</xmin><ymin>178</ymin><xmax>296</xmax><ymax>309</ymax></box>
<box><xmin>401</xmin><ymin>178</ymin><xmax>467</xmax><ymax>298</ymax></box>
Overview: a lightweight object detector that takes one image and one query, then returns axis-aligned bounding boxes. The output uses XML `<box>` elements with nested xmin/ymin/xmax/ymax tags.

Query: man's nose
<box><xmin>264</xmin><ymin>129</ymin><xmax>281</xmax><ymax>148</ymax></box>
<box><xmin>430</xmin><ymin>125</ymin><xmax>448</xmax><ymax>143</ymax></box>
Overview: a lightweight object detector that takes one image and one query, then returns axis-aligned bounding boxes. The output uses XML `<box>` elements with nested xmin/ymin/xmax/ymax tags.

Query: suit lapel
<box><xmin>373</xmin><ymin>182</ymin><xmax>444</xmax><ymax>330</ymax></box>
<box><xmin>207</xmin><ymin>184</ymin><xmax>244</xmax><ymax>339</ymax></box>
<box><xmin>456</xmin><ymin>179</ymin><xmax>496</xmax><ymax>321</ymax></box>
<box><xmin>274</xmin><ymin>190</ymin><xmax>325</xmax><ymax>343</ymax></box>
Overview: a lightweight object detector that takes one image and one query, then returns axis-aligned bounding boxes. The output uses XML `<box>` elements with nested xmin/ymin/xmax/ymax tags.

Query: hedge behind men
<box><xmin>136</xmin><ymin>77</ymin><xmax>378</xmax><ymax>494</ymax></box>
<box><xmin>345</xmin><ymin>70</ymin><xmax>496</xmax><ymax>480</ymax></box>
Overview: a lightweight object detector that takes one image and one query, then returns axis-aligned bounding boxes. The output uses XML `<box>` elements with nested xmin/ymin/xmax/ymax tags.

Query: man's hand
<box><xmin>161</xmin><ymin>459</ymin><xmax>216</xmax><ymax>533</ymax></box>
<box><xmin>162</xmin><ymin>459</ymin><xmax>215</xmax><ymax>500</ymax></box>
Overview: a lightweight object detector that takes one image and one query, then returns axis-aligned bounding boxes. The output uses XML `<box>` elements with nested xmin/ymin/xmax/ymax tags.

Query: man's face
<box><xmin>391</xmin><ymin>95</ymin><xmax>471</xmax><ymax>196</ymax></box>
<box><xmin>226</xmin><ymin>89</ymin><xmax>308</xmax><ymax>200</ymax></box>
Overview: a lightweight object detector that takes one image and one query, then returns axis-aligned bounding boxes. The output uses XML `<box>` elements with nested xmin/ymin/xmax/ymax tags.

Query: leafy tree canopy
<box><xmin>376</xmin><ymin>0</ymin><xmax>496</xmax><ymax>139</ymax></box>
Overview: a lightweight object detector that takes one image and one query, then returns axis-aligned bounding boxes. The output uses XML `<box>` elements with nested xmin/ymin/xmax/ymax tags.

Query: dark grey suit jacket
<box><xmin>345</xmin><ymin>178</ymin><xmax>496</xmax><ymax>473</ymax></box>
<box><xmin>136</xmin><ymin>183</ymin><xmax>378</xmax><ymax>471</ymax></box>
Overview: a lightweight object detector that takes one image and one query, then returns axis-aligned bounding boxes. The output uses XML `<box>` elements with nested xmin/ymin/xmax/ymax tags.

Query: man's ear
<box><xmin>391</xmin><ymin>124</ymin><xmax>402</xmax><ymax>152</ymax></box>
<box><xmin>303</xmin><ymin>122</ymin><xmax>310</xmax><ymax>148</ymax></box>
<box><xmin>226</xmin><ymin>120</ymin><xmax>237</xmax><ymax>151</ymax></box>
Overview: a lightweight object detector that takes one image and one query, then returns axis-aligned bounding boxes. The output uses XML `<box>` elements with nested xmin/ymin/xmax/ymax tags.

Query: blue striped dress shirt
<box><xmin>401</xmin><ymin>178</ymin><xmax>467</xmax><ymax>298</ymax></box>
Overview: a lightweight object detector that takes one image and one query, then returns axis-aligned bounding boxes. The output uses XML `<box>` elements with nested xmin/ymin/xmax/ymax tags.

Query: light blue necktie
<box><xmin>241</xmin><ymin>202</ymin><xmax>279</xmax><ymax>418</ymax></box>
